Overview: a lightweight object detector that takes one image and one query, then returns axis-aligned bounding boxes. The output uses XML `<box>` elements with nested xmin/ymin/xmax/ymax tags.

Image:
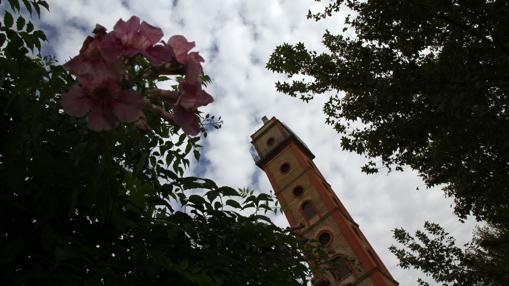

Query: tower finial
<box><xmin>261</xmin><ymin>116</ymin><xmax>269</xmax><ymax>123</ymax></box>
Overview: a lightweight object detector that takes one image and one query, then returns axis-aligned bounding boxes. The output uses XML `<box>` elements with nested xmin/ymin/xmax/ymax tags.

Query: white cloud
<box><xmin>39</xmin><ymin>1</ymin><xmax>476</xmax><ymax>285</ymax></box>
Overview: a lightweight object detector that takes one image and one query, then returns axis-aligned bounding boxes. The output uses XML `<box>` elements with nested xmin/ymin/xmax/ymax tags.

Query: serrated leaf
<box><xmin>16</xmin><ymin>16</ymin><xmax>25</xmax><ymax>30</ymax></box>
<box><xmin>4</xmin><ymin>11</ymin><xmax>14</xmax><ymax>28</ymax></box>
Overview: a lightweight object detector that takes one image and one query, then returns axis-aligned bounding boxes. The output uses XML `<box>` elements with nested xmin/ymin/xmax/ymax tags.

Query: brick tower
<box><xmin>250</xmin><ymin>116</ymin><xmax>398</xmax><ymax>286</ymax></box>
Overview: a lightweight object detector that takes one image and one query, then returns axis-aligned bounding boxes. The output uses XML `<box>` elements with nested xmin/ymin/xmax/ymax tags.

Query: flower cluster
<box><xmin>62</xmin><ymin>16</ymin><xmax>213</xmax><ymax>135</ymax></box>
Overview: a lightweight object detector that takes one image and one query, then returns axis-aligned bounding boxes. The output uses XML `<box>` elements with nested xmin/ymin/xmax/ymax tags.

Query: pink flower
<box><xmin>62</xmin><ymin>80</ymin><xmax>143</xmax><ymax>131</ymax></box>
<box><xmin>62</xmin><ymin>17</ymin><xmax>215</xmax><ymax>136</ymax></box>
<box><xmin>64</xmin><ymin>25</ymin><xmax>123</xmax><ymax>86</ymax></box>
<box><xmin>172</xmin><ymin>105</ymin><xmax>201</xmax><ymax>136</ymax></box>
<box><xmin>148</xmin><ymin>89</ymin><xmax>179</xmax><ymax>104</ymax></box>
<box><xmin>64</xmin><ymin>58</ymin><xmax>123</xmax><ymax>89</ymax></box>
<box><xmin>170</xmin><ymin>85</ymin><xmax>212</xmax><ymax>136</ymax></box>
<box><xmin>167</xmin><ymin>35</ymin><xmax>195</xmax><ymax>64</ymax></box>
<box><xmin>177</xmin><ymin>81</ymin><xmax>213</xmax><ymax>111</ymax></box>
<box><xmin>177</xmin><ymin>52</ymin><xmax>212</xmax><ymax>110</ymax></box>
<box><xmin>159</xmin><ymin>50</ymin><xmax>212</xmax><ymax>136</ymax></box>
<box><xmin>101</xmin><ymin>16</ymin><xmax>172</xmax><ymax>65</ymax></box>
<box><xmin>185</xmin><ymin>52</ymin><xmax>204</xmax><ymax>81</ymax></box>
<box><xmin>63</xmin><ymin>23</ymin><xmax>144</xmax><ymax>131</ymax></box>
<box><xmin>80</xmin><ymin>24</ymin><xmax>107</xmax><ymax>58</ymax></box>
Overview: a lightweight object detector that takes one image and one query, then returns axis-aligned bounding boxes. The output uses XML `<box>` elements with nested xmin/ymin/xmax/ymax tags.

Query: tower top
<box><xmin>250</xmin><ymin>116</ymin><xmax>314</xmax><ymax>167</ymax></box>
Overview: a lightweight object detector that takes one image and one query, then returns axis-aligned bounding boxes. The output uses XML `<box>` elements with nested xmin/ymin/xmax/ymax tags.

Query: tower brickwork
<box><xmin>250</xmin><ymin>117</ymin><xmax>398</xmax><ymax>286</ymax></box>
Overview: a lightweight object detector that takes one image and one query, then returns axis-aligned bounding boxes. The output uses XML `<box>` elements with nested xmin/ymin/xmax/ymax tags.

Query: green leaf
<box><xmin>184</xmin><ymin>142</ymin><xmax>192</xmax><ymax>155</ymax></box>
<box><xmin>217</xmin><ymin>186</ymin><xmax>240</xmax><ymax>197</ymax></box>
<box><xmin>205</xmin><ymin>189</ymin><xmax>219</xmax><ymax>203</ymax></box>
<box><xmin>4</xmin><ymin>11</ymin><xmax>14</xmax><ymax>28</ymax></box>
<box><xmin>33</xmin><ymin>2</ymin><xmax>40</xmax><ymax>16</ymax></box>
<box><xmin>176</xmin><ymin>133</ymin><xmax>186</xmax><ymax>146</ymax></box>
<box><xmin>26</xmin><ymin>21</ymin><xmax>34</xmax><ymax>33</ymax></box>
<box><xmin>22</xmin><ymin>0</ymin><xmax>32</xmax><ymax>15</ymax></box>
<box><xmin>39</xmin><ymin>1</ymin><xmax>49</xmax><ymax>11</ymax></box>
<box><xmin>16</xmin><ymin>15</ymin><xmax>25</xmax><ymax>30</ymax></box>
<box><xmin>193</xmin><ymin>149</ymin><xmax>200</xmax><ymax>160</ymax></box>
<box><xmin>257</xmin><ymin>193</ymin><xmax>272</xmax><ymax>201</ymax></box>
<box><xmin>0</xmin><ymin>33</ymin><xmax>6</xmax><ymax>47</ymax></box>
<box><xmin>32</xmin><ymin>30</ymin><xmax>46</xmax><ymax>41</ymax></box>
<box><xmin>7</xmin><ymin>0</ymin><xmax>20</xmax><ymax>11</ymax></box>
<box><xmin>251</xmin><ymin>214</ymin><xmax>272</xmax><ymax>224</ymax></box>
<box><xmin>241</xmin><ymin>202</ymin><xmax>256</xmax><ymax>210</ymax></box>
<box><xmin>188</xmin><ymin>195</ymin><xmax>207</xmax><ymax>212</ymax></box>
<box><xmin>225</xmin><ymin>199</ymin><xmax>242</xmax><ymax>209</ymax></box>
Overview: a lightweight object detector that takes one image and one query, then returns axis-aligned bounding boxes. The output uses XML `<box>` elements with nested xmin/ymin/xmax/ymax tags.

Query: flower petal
<box><xmin>99</xmin><ymin>33</ymin><xmax>124</xmax><ymax>60</ymax></box>
<box><xmin>195</xmin><ymin>90</ymin><xmax>214</xmax><ymax>106</ymax></box>
<box><xmin>113</xmin><ymin>16</ymin><xmax>140</xmax><ymax>44</ymax></box>
<box><xmin>92</xmin><ymin>24</ymin><xmax>107</xmax><ymax>36</ymax></box>
<box><xmin>63</xmin><ymin>55</ymin><xmax>87</xmax><ymax>74</ymax></box>
<box><xmin>172</xmin><ymin>105</ymin><xmax>200</xmax><ymax>136</ymax></box>
<box><xmin>185</xmin><ymin>53</ymin><xmax>204</xmax><ymax>82</ymax></box>
<box><xmin>178</xmin><ymin>80</ymin><xmax>213</xmax><ymax>110</ymax></box>
<box><xmin>168</xmin><ymin>35</ymin><xmax>195</xmax><ymax>64</ymax></box>
<box><xmin>134</xmin><ymin>117</ymin><xmax>151</xmax><ymax>132</ymax></box>
<box><xmin>87</xmin><ymin>105</ymin><xmax>118</xmax><ymax>131</ymax></box>
<box><xmin>144</xmin><ymin>45</ymin><xmax>173</xmax><ymax>66</ymax></box>
<box><xmin>139</xmin><ymin>21</ymin><xmax>163</xmax><ymax>48</ymax></box>
<box><xmin>62</xmin><ymin>85</ymin><xmax>90</xmax><ymax>117</ymax></box>
<box><xmin>188</xmin><ymin>51</ymin><xmax>204</xmax><ymax>63</ymax></box>
<box><xmin>150</xmin><ymin>89</ymin><xmax>179</xmax><ymax>104</ymax></box>
<box><xmin>112</xmin><ymin>91</ymin><xmax>143</xmax><ymax>123</ymax></box>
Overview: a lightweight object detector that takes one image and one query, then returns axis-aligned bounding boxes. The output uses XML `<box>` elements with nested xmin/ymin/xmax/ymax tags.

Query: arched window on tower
<box><xmin>332</xmin><ymin>256</ymin><xmax>352</xmax><ymax>282</ymax></box>
<box><xmin>301</xmin><ymin>201</ymin><xmax>317</xmax><ymax>219</ymax></box>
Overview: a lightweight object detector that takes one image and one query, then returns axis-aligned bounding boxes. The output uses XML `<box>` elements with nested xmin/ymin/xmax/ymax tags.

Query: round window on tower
<box><xmin>318</xmin><ymin>231</ymin><xmax>332</xmax><ymax>246</ymax></box>
<box><xmin>266</xmin><ymin>137</ymin><xmax>275</xmax><ymax>146</ymax></box>
<box><xmin>293</xmin><ymin>185</ymin><xmax>304</xmax><ymax>197</ymax></box>
<box><xmin>280</xmin><ymin>162</ymin><xmax>290</xmax><ymax>174</ymax></box>
<box><xmin>301</xmin><ymin>201</ymin><xmax>317</xmax><ymax>219</ymax></box>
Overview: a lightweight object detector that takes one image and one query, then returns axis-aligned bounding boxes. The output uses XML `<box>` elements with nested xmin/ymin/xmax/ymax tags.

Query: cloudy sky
<box><xmin>37</xmin><ymin>0</ymin><xmax>477</xmax><ymax>284</ymax></box>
